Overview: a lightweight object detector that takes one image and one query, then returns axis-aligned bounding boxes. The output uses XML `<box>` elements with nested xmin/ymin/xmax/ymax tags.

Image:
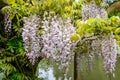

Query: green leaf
<box><xmin>18</xmin><ymin>0</ymin><xmax>24</xmax><ymax>4</ymax></box>
<box><xmin>8</xmin><ymin>0</ymin><xmax>15</xmax><ymax>4</ymax></box>
<box><xmin>71</xmin><ymin>34</ymin><xmax>81</xmax><ymax>42</ymax></box>
<box><xmin>115</xmin><ymin>28</ymin><xmax>120</xmax><ymax>34</ymax></box>
<box><xmin>9</xmin><ymin>14</ymin><xmax>15</xmax><ymax>20</ymax></box>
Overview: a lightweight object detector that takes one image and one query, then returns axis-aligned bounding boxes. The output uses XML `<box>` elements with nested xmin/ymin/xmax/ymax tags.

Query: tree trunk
<box><xmin>74</xmin><ymin>52</ymin><xmax>77</xmax><ymax>80</ymax></box>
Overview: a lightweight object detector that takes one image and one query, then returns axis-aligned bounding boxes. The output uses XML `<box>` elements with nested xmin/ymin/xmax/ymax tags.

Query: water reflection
<box><xmin>37</xmin><ymin>57</ymin><xmax>120</xmax><ymax>80</ymax></box>
<box><xmin>38</xmin><ymin>67</ymin><xmax>55</xmax><ymax>80</ymax></box>
<box><xmin>36</xmin><ymin>59</ymin><xmax>73</xmax><ymax>80</ymax></box>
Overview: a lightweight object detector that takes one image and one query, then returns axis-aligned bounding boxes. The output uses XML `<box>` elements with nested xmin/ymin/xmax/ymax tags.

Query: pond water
<box><xmin>36</xmin><ymin>56</ymin><xmax>120</xmax><ymax>80</ymax></box>
<box><xmin>36</xmin><ymin>59</ymin><xmax>74</xmax><ymax>80</ymax></box>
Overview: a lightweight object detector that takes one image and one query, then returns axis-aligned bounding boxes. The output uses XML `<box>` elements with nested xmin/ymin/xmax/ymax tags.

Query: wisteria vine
<box><xmin>102</xmin><ymin>34</ymin><xmax>117</xmax><ymax>76</ymax></box>
<box><xmin>22</xmin><ymin>15</ymin><xmax>42</xmax><ymax>65</ymax></box>
<box><xmin>4</xmin><ymin>13</ymin><xmax>12</xmax><ymax>37</ymax></box>
<box><xmin>81</xmin><ymin>1</ymin><xmax>117</xmax><ymax>76</ymax></box>
<box><xmin>41</xmin><ymin>14</ymin><xmax>76</xmax><ymax>70</ymax></box>
<box><xmin>82</xmin><ymin>2</ymin><xmax>107</xmax><ymax>20</ymax></box>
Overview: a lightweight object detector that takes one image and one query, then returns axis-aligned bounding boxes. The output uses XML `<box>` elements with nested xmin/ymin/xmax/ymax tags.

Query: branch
<box><xmin>76</xmin><ymin>35</ymin><xmax>98</xmax><ymax>46</ymax></box>
<box><xmin>82</xmin><ymin>36</ymin><xmax>98</xmax><ymax>42</ymax></box>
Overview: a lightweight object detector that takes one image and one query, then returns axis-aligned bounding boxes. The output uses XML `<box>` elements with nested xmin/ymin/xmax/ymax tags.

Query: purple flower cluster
<box><xmin>42</xmin><ymin>14</ymin><xmax>76</xmax><ymax>69</ymax></box>
<box><xmin>102</xmin><ymin>35</ymin><xmax>117</xmax><ymax>75</ymax></box>
<box><xmin>81</xmin><ymin>2</ymin><xmax>117</xmax><ymax>75</ymax></box>
<box><xmin>82</xmin><ymin>2</ymin><xmax>107</xmax><ymax>20</ymax></box>
<box><xmin>22</xmin><ymin>15</ymin><xmax>42</xmax><ymax>65</ymax></box>
<box><xmin>92</xmin><ymin>39</ymin><xmax>102</xmax><ymax>57</ymax></box>
<box><xmin>4</xmin><ymin>13</ymin><xmax>12</xmax><ymax>37</ymax></box>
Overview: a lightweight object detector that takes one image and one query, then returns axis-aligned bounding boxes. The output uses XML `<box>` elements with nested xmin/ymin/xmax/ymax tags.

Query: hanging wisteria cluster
<box><xmin>22</xmin><ymin>15</ymin><xmax>42</xmax><ymax>65</ymax></box>
<box><xmin>87</xmin><ymin>45</ymin><xmax>94</xmax><ymax>71</ymax></box>
<box><xmin>4</xmin><ymin>13</ymin><xmax>12</xmax><ymax>37</ymax></box>
<box><xmin>101</xmin><ymin>34</ymin><xmax>117</xmax><ymax>76</ymax></box>
<box><xmin>82</xmin><ymin>2</ymin><xmax>107</xmax><ymax>20</ymax></box>
<box><xmin>81</xmin><ymin>1</ymin><xmax>117</xmax><ymax>76</ymax></box>
<box><xmin>42</xmin><ymin>14</ymin><xmax>76</xmax><ymax>69</ymax></box>
<box><xmin>81</xmin><ymin>1</ymin><xmax>107</xmax><ymax>62</ymax></box>
<box><xmin>92</xmin><ymin>38</ymin><xmax>102</xmax><ymax>57</ymax></box>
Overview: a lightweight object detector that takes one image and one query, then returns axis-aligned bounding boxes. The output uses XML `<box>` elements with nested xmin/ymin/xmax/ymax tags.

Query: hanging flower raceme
<box><xmin>102</xmin><ymin>34</ymin><xmax>117</xmax><ymax>76</ymax></box>
<box><xmin>81</xmin><ymin>1</ymin><xmax>117</xmax><ymax>75</ymax></box>
<box><xmin>22</xmin><ymin>15</ymin><xmax>42</xmax><ymax>65</ymax></box>
<box><xmin>42</xmin><ymin>14</ymin><xmax>76</xmax><ymax>69</ymax></box>
<box><xmin>82</xmin><ymin>2</ymin><xmax>107</xmax><ymax>20</ymax></box>
<box><xmin>81</xmin><ymin>2</ymin><xmax>107</xmax><ymax>70</ymax></box>
<box><xmin>4</xmin><ymin>13</ymin><xmax>12</xmax><ymax>37</ymax></box>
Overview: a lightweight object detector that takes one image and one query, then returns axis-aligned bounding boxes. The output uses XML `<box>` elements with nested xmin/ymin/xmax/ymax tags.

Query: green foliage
<box><xmin>0</xmin><ymin>36</ymin><xmax>31</xmax><ymax>79</ymax></box>
<box><xmin>6</xmin><ymin>38</ymin><xmax>24</xmax><ymax>54</ymax></box>
<box><xmin>1</xmin><ymin>0</ymin><xmax>81</xmax><ymax>18</ymax></box>
<box><xmin>107</xmin><ymin>1</ymin><xmax>120</xmax><ymax>17</ymax></box>
<box><xmin>0</xmin><ymin>0</ymin><xmax>82</xmax><ymax>79</ymax></box>
<box><xmin>4</xmin><ymin>72</ymin><xmax>32</xmax><ymax>80</ymax></box>
<box><xmin>1</xmin><ymin>0</ymin><xmax>82</xmax><ymax>33</ymax></box>
<box><xmin>82</xmin><ymin>0</ymin><xmax>102</xmax><ymax>5</ymax></box>
<box><xmin>37</xmin><ymin>0</ymin><xmax>82</xmax><ymax>19</ymax></box>
<box><xmin>1</xmin><ymin>0</ymin><xmax>120</xmax><ymax>79</ymax></box>
<box><xmin>108</xmin><ymin>10</ymin><xmax>120</xmax><ymax>17</ymax></box>
<box><xmin>71</xmin><ymin>33</ymin><xmax>81</xmax><ymax>41</ymax></box>
<box><xmin>72</xmin><ymin>16</ymin><xmax>120</xmax><ymax>44</ymax></box>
